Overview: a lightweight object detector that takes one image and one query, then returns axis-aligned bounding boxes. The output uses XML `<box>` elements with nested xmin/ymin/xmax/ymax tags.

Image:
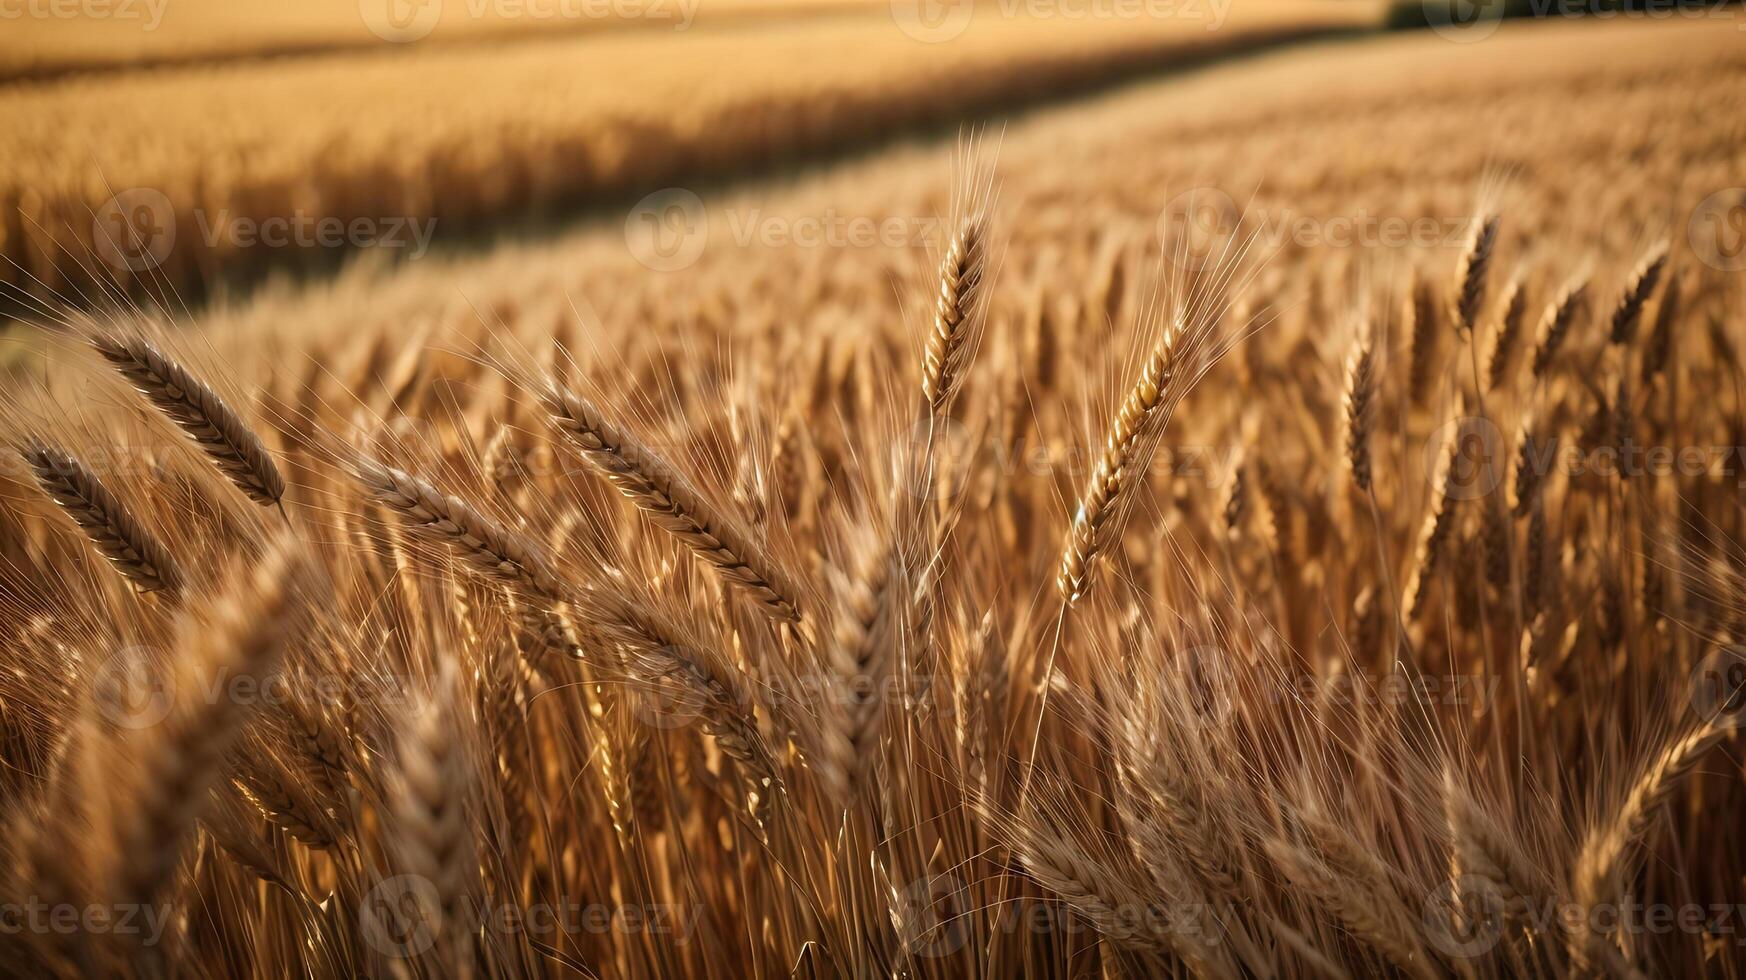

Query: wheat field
<box><xmin>1</xmin><ymin>8</ymin><xmax>1744</xmax><ymax>980</ymax></box>
<box><xmin>0</xmin><ymin>0</ymin><xmax>1376</xmax><ymax>307</ymax></box>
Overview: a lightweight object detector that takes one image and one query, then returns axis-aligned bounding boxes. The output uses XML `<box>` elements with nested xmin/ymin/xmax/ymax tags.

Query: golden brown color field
<box><xmin>0</xmin><ymin>0</ymin><xmax>1377</xmax><ymax>306</ymax></box>
<box><xmin>2</xmin><ymin>11</ymin><xmax>1745</xmax><ymax>980</ymax></box>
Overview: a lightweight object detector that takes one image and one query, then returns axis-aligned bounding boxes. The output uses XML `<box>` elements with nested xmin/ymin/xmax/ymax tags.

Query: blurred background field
<box><xmin>1</xmin><ymin>0</ymin><xmax>1384</xmax><ymax>307</ymax></box>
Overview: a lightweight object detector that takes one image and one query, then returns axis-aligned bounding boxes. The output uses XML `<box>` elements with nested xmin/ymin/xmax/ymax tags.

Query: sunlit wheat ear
<box><xmin>349</xmin><ymin>453</ymin><xmax>562</xmax><ymax>599</ymax></box>
<box><xmin>1530</xmin><ymin>276</ymin><xmax>1588</xmax><ymax>380</ymax></box>
<box><xmin>89</xmin><ymin>332</ymin><xmax>286</xmax><ymax>508</ymax></box>
<box><xmin>1571</xmin><ymin>722</ymin><xmax>1727</xmax><ymax>974</ymax></box>
<box><xmin>113</xmin><ymin>537</ymin><xmax>312</xmax><ymax>906</ymax></box>
<box><xmin>1343</xmin><ymin>322</ymin><xmax>1377</xmax><ymax>495</ymax></box>
<box><xmin>1452</xmin><ymin>214</ymin><xmax>1499</xmax><ymax>333</ymax></box>
<box><xmin>542</xmin><ymin>383</ymin><xmax>803</xmax><ymax>624</ymax></box>
<box><xmin>386</xmin><ymin>663</ymin><xmax>478</xmax><ymax>964</ymax></box>
<box><xmin>21</xmin><ymin>439</ymin><xmax>185</xmax><ymax>597</ymax></box>
<box><xmin>1057</xmin><ymin>317</ymin><xmax>1187</xmax><ymax>605</ymax></box>
<box><xmin>1608</xmin><ymin>242</ymin><xmax>1669</xmax><ymax>347</ymax></box>
<box><xmin>580</xmin><ymin>589</ymin><xmax>783</xmax><ymax>823</ymax></box>
<box><xmin>920</xmin><ymin>213</ymin><xmax>987</xmax><ymax>418</ymax></box>
<box><xmin>1403</xmin><ymin>422</ymin><xmax>1463</xmax><ymax>622</ymax></box>
<box><xmin>1443</xmin><ymin>770</ymin><xmax>1553</xmax><ymax>922</ymax></box>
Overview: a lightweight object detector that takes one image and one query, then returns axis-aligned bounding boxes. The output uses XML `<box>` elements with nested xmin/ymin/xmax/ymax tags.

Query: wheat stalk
<box><xmin>920</xmin><ymin>214</ymin><xmax>987</xmax><ymax>418</ymax></box>
<box><xmin>1344</xmin><ymin>325</ymin><xmax>1377</xmax><ymax>495</ymax></box>
<box><xmin>90</xmin><ymin>332</ymin><xmax>286</xmax><ymax>509</ymax></box>
<box><xmin>543</xmin><ymin>384</ymin><xmax>803</xmax><ymax>624</ymax></box>
<box><xmin>1057</xmin><ymin>313</ymin><xmax>1202</xmax><ymax>604</ymax></box>
<box><xmin>1453</xmin><ymin>215</ymin><xmax>1500</xmax><ymax>334</ymax></box>
<box><xmin>21</xmin><ymin>439</ymin><xmax>186</xmax><ymax>597</ymax></box>
<box><xmin>350</xmin><ymin>453</ymin><xmax>562</xmax><ymax>599</ymax></box>
<box><xmin>1607</xmin><ymin>243</ymin><xmax>1669</xmax><ymax>347</ymax></box>
<box><xmin>1531</xmin><ymin>278</ymin><xmax>1588</xmax><ymax>380</ymax></box>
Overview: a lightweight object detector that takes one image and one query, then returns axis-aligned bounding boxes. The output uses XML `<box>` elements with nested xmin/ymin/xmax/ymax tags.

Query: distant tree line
<box><xmin>1388</xmin><ymin>0</ymin><xmax>1742</xmax><ymax>30</ymax></box>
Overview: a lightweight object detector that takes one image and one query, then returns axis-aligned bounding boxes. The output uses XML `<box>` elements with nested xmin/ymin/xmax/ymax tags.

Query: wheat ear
<box><xmin>920</xmin><ymin>214</ymin><xmax>987</xmax><ymax>417</ymax></box>
<box><xmin>90</xmin><ymin>332</ymin><xmax>286</xmax><ymax>508</ymax></box>
<box><xmin>1531</xmin><ymin>277</ymin><xmax>1588</xmax><ymax>380</ymax></box>
<box><xmin>386</xmin><ymin>663</ymin><xmax>479</xmax><ymax>966</ymax></box>
<box><xmin>1058</xmin><ymin>317</ymin><xmax>1193</xmax><ymax>604</ymax></box>
<box><xmin>22</xmin><ymin>439</ymin><xmax>185</xmax><ymax>596</ymax></box>
<box><xmin>1453</xmin><ymin>215</ymin><xmax>1500</xmax><ymax>333</ymax></box>
<box><xmin>1607</xmin><ymin>243</ymin><xmax>1669</xmax><ymax>347</ymax></box>
<box><xmin>1486</xmin><ymin>277</ymin><xmax>1527</xmax><ymax>392</ymax></box>
<box><xmin>114</xmin><ymin>538</ymin><xmax>310</xmax><ymax>905</ymax></box>
<box><xmin>1640</xmin><ymin>270</ymin><xmax>1679</xmax><ymax>382</ymax></box>
<box><xmin>543</xmin><ymin>384</ymin><xmax>802</xmax><ymax>623</ymax></box>
<box><xmin>351</xmin><ymin>454</ymin><xmax>562</xmax><ymax>598</ymax></box>
<box><xmin>1570</xmin><ymin>722</ymin><xmax>1725</xmax><ymax>976</ymax></box>
<box><xmin>1344</xmin><ymin>325</ymin><xmax>1377</xmax><ymax>495</ymax></box>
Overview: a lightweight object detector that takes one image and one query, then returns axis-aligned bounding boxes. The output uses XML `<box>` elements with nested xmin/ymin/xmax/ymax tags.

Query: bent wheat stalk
<box><xmin>1570</xmin><ymin>722</ymin><xmax>1727</xmax><ymax>974</ymax></box>
<box><xmin>1607</xmin><ymin>243</ymin><xmax>1668</xmax><ymax>347</ymax></box>
<box><xmin>90</xmin><ymin>332</ymin><xmax>286</xmax><ymax>508</ymax></box>
<box><xmin>543</xmin><ymin>384</ymin><xmax>803</xmax><ymax>624</ymax></box>
<box><xmin>1057</xmin><ymin>312</ymin><xmax>1203</xmax><ymax>604</ymax></box>
<box><xmin>350</xmin><ymin>454</ymin><xmax>562</xmax><ymax>599</ymax></box>
<box><xmin>21</xmin><ymin>439</ymin><xmax>186</xmax><ymax>597</ymax></box>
